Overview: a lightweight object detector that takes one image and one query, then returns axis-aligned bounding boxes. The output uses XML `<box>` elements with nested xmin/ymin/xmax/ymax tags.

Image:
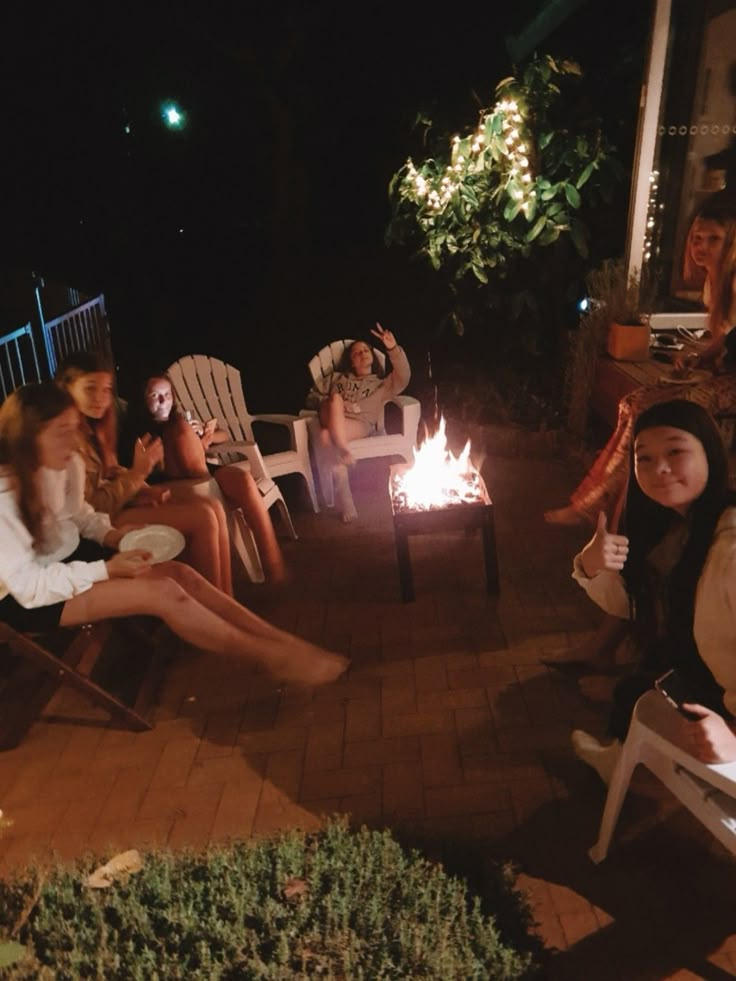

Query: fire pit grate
<box><xmin>389</xmin><ymin>463</ymin><xmax>500</xmax><ymax>603</ymax></box>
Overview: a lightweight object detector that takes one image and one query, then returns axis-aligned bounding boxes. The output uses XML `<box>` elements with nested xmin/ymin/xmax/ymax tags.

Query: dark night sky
<box><xmin>0</xmin><ymin>0</ymin><xmax>652</xmax><ymax>404</ymax></box>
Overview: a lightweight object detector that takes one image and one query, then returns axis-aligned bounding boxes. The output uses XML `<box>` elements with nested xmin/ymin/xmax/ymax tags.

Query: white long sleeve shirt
<box><xmin>0</xmin><ymin>454</ymin><xmax>111</xmax><ymax>608</ymax></box>
<box><xmin>572</xmin><ymin>506</ymin><xmax>736</xmax><ymax>715</ymax></box>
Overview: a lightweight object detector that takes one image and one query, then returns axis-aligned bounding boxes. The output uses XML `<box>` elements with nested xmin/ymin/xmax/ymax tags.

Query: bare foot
<box><xmin>268</xmin><ymin>647</ymin><xmax>349</xmax><ymax>686</ymax></box>
<box><xmin>341</xmin><ymin>502</ymin><xmax>358</xmax><ymax>523</ymax></box>
<box><xmin>544</xmin><ymin>506</ymin><xmax>590</xmax><ymax>527</ymax></box>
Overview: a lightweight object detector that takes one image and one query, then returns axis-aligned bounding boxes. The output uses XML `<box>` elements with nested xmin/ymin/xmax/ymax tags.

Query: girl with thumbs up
<box><xmin>570</xmin><ymin>399</ymin><xmax>736</xmax><ymax>783</ymax></box>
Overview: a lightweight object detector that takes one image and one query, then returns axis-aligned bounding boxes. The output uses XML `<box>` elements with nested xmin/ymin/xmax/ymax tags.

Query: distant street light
<box><xmin>161</xmin><ymin>102</ymin><xmax>186</xmax><ymax>130</ymax></box>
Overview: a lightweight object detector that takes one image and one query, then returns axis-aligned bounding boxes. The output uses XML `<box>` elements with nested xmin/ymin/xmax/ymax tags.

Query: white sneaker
<box><xmin>571</xmin><ymin>729</ymin><xmax>622</xmax><ymax>786</ymax></box>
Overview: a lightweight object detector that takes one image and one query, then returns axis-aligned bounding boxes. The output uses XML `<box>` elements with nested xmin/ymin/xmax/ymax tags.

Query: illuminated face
<box><xmin>689</xmin><ymin>219</ymin><xmax>726</xmax><ymax>276</ymax></box>
<box><xmin>66</xmin><ymin>371</ymin><xmax>114</xmax><ymax>420</ymax></box>
<box><xmin>348</xmin><ymin>342</ymin><xmax>374</xmax><ymax>377</ymax></box>
<box><xmin>634</xmin><ymin>425</ymin><xmax>708</xmax><ymax>515</ymax></box>
<box><xmin>145</xmin><ymin>377</ymin><xmax>174</xmax><ymax>422</ymax></box>
<box><xmin>37</xmin><ymin>407</ymin><xmax>80</xmax><ymax>470</ymax></box>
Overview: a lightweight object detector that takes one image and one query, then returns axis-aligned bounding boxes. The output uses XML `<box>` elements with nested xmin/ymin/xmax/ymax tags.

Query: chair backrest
<box><xmin>167</xmin><ymin>355</ymin><xmax>255</xmax><ymax>442</ymax></box>
<box><xmin>307</xmin><ymin>339</ymin><xmax>387</xmax><ymax>398</ymax></box>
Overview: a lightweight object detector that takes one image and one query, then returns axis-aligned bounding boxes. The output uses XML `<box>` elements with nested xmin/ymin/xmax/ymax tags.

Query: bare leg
<box><xmin>332</xmin><ymin>463</ymin><xmax>357</xmax><ymax>523</ymax></box>
<box><xmin>214</xmin><ymin>465</ymin><xmax>288</xmax><ymax>583</ymax></box>
<box><xmin>116</xmin><ymin>499</ymin><xmax>232</xmax><ymax>595</ymax></box>
<box><xmin>318</xmin><ymin>393</ymin><xmax>370</xmax><ymax>466</ymax></box>
<box><xmin>59</xmin><ymin>562</ymin><xmax>348</xmax><ymax>686</ymax></box>
<box><xmin>542</xmin><ymin>614</ymin><xmax>628</xmax><ymax>672</ymax></box>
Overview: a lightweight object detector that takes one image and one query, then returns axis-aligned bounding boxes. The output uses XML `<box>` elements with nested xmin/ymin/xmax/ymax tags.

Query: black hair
<box><xmin>622</xmin><ymin>399</ymin><xmax>735</xmax><ymax>675</ymax></box>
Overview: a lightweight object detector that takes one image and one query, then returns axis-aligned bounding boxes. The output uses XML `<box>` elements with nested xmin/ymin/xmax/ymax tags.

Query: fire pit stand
<box><xmin>389</xmin><ymin>465</ymin><xmax>500</xmax><ymax>603</ymax></box>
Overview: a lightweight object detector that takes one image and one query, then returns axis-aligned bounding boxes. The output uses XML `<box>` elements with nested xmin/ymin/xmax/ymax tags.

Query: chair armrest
<box><xmin>211</xmin><ymin>439</ymin><xmax>269</xmax><ymax>481</ymax></box>
<box><xmin>384</xmin><ymin>395</ymin><xmax>421</xmax><ymax>437</ymax></box>
<box><xmin>251</xmin><ymin>413</ymin><xmax>310</xmax><ymax>457</ymax></box>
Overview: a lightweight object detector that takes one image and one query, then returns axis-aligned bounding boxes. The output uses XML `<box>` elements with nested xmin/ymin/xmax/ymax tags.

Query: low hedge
<box><xmin>0</xmin><ymin>820</ymin><xmax>540</xmax><ymax>980</ymax></box>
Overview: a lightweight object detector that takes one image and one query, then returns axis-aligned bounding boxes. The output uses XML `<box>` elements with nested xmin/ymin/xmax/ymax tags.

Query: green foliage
<box><xmin>387</xmin><ymin>55</ymin><xmax>623</xmax><ymax>290</ymax></box>
<box><xmin>563</xmin><ymin>257</ymin><xmax>658</xmax><ymax>436</ymax></box>
<box><xmin>0</xmin><ymin>821</ymin><xmax>539</xmax><ymax>980</ymax></box>
<box><xmin>584</xmin><ymin>256</ymin><xmax>658</xmax><ymax>326</ymax></box>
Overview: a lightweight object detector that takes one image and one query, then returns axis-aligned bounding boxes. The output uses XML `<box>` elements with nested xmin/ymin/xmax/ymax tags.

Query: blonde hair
<box><xmin>56</xmin><ymin>350</ymin><xmax>119</xmax><ymax>475</ymax></box>
<box><xmin>682</xmin><ymin>192</ymin><xmax>736</xmax><ymax>336</ymax></box>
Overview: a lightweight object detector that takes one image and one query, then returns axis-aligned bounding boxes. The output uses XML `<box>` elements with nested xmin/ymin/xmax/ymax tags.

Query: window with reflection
<box><xmin>646</xmin><ymin>0</ymin><xmax>736</xmax><ymax>313</ymax></box>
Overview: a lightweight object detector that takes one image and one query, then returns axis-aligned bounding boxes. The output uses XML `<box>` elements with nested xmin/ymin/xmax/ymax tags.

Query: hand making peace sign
<box><xmin>370</xmin><ymin>322</ymin><xmax>397</xmax><ymax>352</ymax></box>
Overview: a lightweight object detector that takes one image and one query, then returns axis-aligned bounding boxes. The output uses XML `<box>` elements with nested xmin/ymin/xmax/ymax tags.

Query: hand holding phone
<box><xmin>655</xmin><ymin>669</ymin><xmax>701</xmax><ymax>722</ymax></box>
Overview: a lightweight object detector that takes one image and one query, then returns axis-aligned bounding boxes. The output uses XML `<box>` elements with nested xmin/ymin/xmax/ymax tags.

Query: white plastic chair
<box><xmin>589</xmin><ymin>690</ymin><xmax>736</xmax><ymax>863</ymax></box>
<box><xmin>300</xmin><ymin>339</ymin><xmax>421</xmax><ymax>507</ymax></box>
<box><xmin>161</xmin><ymin>475</ymin><xmax>268</xmax><ymax>583</ymax></box>
<box><xmin>167</xmin><ymin>355</ymin><xmax>319</xmax><ymax>513</ymax></box>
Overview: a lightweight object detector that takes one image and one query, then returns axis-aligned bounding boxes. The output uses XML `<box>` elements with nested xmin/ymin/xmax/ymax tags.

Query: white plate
<box><xmin>119</xmin><ymin>525</ymin><xmax>185</xmax><ymax>563</ymax></box>
<box><xmin>658</xmin><ymin>369</ymin><xmax>710</xmax><ymax>386</ymax></box>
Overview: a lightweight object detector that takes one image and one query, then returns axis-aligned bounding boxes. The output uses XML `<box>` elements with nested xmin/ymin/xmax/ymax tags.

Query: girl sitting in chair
<box><xmin>307</xmin><ymin>323</ymin><xmax>411</xmax><ymax>521</ymax></box>
<box><xmin>133</xmin><ymin>373</ymin><xmax>287</xmax><ymax>583</ymax></box>
<box><xmin>570</xmin><ymin>399</ymin><xmax>736</xmax><ymax>784</ymax></box>
<box><xmin>0</xmin><ymin>382</ymin><xmax>347</xmax><ymax>687</ymax></box>
<box><xmin>56</xmin><ymin>351</ymin><xmax>234</xmax><ymax>595</ymax></box>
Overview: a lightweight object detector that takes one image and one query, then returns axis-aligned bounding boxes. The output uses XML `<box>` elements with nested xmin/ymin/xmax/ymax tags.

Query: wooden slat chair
<box><xmin>167</xmin><ymin>355</ymin><xmax>319</xmax><ymax>519</ymax></box>
<box><xmin>589</xmin><ymin>690</ymin><xmax>736</xmax><ymax>863</ymax></box>
<box><xmin>300</xmin><ymin>339</ymin><xmax>421</xmax><ymax>507</ymax></box>
<box><xmin>0</xmin><ymin>619</ymin><xmax>166</xmax><ymax>751</ymax></box>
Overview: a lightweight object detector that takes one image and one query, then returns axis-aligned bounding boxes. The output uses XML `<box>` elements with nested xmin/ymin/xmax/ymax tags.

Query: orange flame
<box><xmin>390</xmin><ymin>417</ymin><xmax>484</xmax><ymax>512</ymax></box>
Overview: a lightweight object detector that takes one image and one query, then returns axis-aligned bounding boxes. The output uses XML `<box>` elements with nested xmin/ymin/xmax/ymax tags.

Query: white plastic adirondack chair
<box><xmin>300</xmin><ymin>339</ymin><xmax>421</xmax><ymax>507</ymax></box>
<box><xmin>589</xmin><ymin>690</ymin><xmax>736</xmax><ymax>863</ymax></box>
<box><xmin>168</xmin><ymin>353</ymin><xmax>319</xmax><ymax>524</ymax></box>
<box><xmin>161</xmin><ymin>475</ymin><xmax>267</xmax><ymax>583</ymax></box>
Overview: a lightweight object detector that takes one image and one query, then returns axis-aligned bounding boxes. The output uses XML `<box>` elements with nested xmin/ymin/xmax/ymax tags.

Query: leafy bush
<box><xmin>387</xmin><ymin>54</ymin><xmax>625</xmax><ymax>363</ymax></box>
<box><xmin>0</xmin><ymin>821</ymin><xmax>540</xmax><ymax>980</ymax></box>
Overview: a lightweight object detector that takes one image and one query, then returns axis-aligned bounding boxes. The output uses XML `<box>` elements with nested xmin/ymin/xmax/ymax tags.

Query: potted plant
<box><xmin>588</xmin><ymin>257</ymin><xmax>657</xmax><ymax>362</ymax></box>
<box><xmin>564</xmin><ymin>257</ymin><xmax>657</xmax><ymax>437</ymax></box>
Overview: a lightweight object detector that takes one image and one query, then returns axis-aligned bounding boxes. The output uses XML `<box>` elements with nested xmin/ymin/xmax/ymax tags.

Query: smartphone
<box><xmin>655</xmin><ymin>669</ymin><xmax>700</xmax><ymax>721</ymax></box>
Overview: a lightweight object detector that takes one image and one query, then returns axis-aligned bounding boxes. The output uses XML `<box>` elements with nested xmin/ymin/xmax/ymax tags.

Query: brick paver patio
<box><xmin>1</xmin><ymin>449</ymin><xmax>734</xmax><ymax>979</ymax></box>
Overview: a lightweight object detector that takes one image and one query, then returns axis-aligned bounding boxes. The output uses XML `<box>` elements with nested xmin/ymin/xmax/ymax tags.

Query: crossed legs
<box><xmin>318</xmin><ymin>393</ymin><xmax>371</xmax><ymax>466</ymax></box>
<box><xmin>318</xmin><ymin>394</ymin><xmax>372</xmax><ymax>521</ymax></box>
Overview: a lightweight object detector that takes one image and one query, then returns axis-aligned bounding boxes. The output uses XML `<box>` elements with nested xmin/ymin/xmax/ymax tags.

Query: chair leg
<box><xmin>588</xmin><ymin>740</ymin><xmax>641</xmax><ymax>864</ymax></box>
<box><xmin>230</xmin><ymin>510</ymin><xmax>265</xmax><ymax>583</ymax></box>
<box><xmin>2</xmin><ymin>625</ymin><xmax>152</xmax><ymax>738</ymax></box>
<box><xmin>300</xmin><ymin>466</ymin><xmax>320</xmax><ymax>513</ymax></box>
<box><xmin>271</xmin><ymin>491</ymin><xmax>299</xmax><ymax>540</ymax></box>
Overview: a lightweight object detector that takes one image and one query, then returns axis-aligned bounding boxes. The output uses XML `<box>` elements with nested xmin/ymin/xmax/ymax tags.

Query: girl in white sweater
<box><xmin>0</xmin><ymin>382</ymin><xmax>347</xmax><ymax>687</ymax></box>
<box><xmin>571</xmin><ymin>399</ymin><xmax>736</xmax><ymax>782</ymax></box>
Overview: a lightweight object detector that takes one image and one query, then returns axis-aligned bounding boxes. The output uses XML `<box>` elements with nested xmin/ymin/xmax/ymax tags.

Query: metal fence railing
<box><xmin>0</xmin><ymin>323</ymin><xmax>43</xmax><ymax>402</ymax></box>
<box><xmin>41</xmin><ymin>294</ymin><xmax>111</xmax><ymax>377</ymax></box>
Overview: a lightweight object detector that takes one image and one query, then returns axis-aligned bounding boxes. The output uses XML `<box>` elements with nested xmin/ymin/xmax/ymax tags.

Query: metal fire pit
<box><xmin>389</xmin><ymin>463</ymin><xmax>500</xmax><ymax>603</ymax></box>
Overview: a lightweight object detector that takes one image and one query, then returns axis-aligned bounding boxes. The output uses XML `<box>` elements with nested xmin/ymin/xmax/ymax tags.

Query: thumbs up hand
<box><xmin>580</xmin><ymin>511</ymin><xmax>630</xmax><ymax>578</ymax></box>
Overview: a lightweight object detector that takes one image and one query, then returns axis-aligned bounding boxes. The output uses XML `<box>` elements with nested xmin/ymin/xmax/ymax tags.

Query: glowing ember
<box><xmin>390</xmin><ymin>417</ymin><xmax>485</xmax><ymax>513</ymax></box>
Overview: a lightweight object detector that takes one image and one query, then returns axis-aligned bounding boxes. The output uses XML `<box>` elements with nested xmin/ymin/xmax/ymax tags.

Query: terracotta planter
<box><xmin>607</xmin><ymin>321</ymin><xmax>651</xmax><ymax>361</ymax></box>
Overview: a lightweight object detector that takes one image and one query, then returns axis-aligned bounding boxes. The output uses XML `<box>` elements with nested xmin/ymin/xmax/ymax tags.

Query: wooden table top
<box><xmin>591</xmin><ymin>334</ymin><xmax>708</xmax><ymax>428</ymax></box>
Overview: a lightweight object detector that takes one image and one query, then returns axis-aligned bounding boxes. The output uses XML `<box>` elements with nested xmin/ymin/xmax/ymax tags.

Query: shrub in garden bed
<box><xmin>0</xmin><ymin>820</ymin><xmax>541</xmax><ymax>980</ymax></box>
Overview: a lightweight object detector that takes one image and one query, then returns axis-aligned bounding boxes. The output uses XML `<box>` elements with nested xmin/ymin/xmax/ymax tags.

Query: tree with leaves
<box><xmin>387</xmin><ymin>55</ymin><xmax>625</xmax><ymax>361</ymax></box>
